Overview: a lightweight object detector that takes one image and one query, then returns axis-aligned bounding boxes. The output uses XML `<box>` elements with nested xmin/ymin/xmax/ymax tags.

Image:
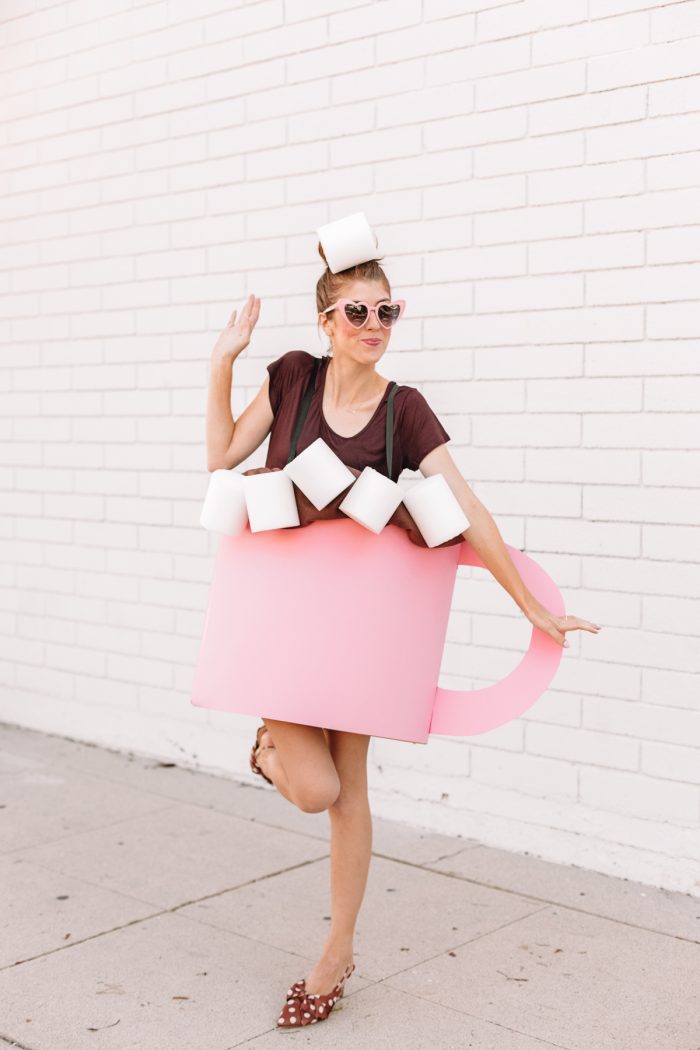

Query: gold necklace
<box><xmin>341</xmin><ymin>391</ymin><xmax>383</xmax><ymax>414</ymax></box>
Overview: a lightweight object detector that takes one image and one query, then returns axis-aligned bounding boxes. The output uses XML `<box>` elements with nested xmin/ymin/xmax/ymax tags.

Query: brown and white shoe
<box><xmin>276</xmin><ymin>962</ymin><xmax>355</xmax><ymax>1028</ymax></box>
<box><xmin>249</xmin><ymin>722</ymin><xmax>275</xmax><ymax>785</ymax></box>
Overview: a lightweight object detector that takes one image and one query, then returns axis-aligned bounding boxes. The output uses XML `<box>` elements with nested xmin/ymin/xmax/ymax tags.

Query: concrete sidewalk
<box><xmin>0</xmin><ymin>722</ymin><xmax>698</xmax><ymax>1050</ymax></box>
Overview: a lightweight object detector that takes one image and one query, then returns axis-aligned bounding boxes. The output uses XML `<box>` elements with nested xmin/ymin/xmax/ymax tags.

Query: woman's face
<box><xmin>320</xmin><ymin>279</ymin><xmax>393</xmax><ymax>363</ymax></box>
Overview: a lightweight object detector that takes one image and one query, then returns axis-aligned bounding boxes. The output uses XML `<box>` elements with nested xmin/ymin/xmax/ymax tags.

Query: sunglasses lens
<box><xmin>344</xmin><ymin>302</ymin><xmax>369</xmax><ymax>327</ymax></box>
<box><xmin>378</xmin><ymin>302</ymin><xmax>400</xmax><ymax>327</ymax></box>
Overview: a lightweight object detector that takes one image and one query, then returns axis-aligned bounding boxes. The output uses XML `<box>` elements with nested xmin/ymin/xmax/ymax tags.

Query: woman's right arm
<box><xmin>206</xmin><ymin>296</ymin><xmax>275</xmax><ymax>471</ymax></box>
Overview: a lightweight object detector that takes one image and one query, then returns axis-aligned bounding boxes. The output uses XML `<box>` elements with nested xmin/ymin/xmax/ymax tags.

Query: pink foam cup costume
<box><xmin>191</xmin><ymin>356</ymin><xmax>566</xmax><ymax>743</ymax></box>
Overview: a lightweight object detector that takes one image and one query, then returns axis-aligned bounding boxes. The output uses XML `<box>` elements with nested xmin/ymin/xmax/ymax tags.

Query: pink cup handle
<box><xmin>429</xmin><ymin>540</ymin><xmax>566</xmax><ymax>736</ymax></box>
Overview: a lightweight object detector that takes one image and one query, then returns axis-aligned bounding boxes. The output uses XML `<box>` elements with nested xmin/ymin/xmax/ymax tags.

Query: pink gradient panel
<box><xmin>191</xmin><ymin>518</ymin><xmax>564</xmax><ymax>743</ymax></box>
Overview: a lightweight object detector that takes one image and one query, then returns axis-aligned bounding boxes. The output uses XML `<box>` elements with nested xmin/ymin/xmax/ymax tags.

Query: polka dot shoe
<box><xmin>276</xmin><ymin>962</ymin><xmax>355</xmax><ymax>1029</ymax></box>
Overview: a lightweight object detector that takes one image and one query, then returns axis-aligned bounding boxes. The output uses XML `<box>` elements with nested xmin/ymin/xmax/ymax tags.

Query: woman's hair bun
<box><xmin>317</xmin><ymin>241</ymin><xmax>328</xmax><ymax>266</ymax></box>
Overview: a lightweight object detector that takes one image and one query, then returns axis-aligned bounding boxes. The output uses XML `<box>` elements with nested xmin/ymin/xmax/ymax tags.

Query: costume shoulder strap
<box><xmin>385</xmin><ymin>381</ymin><xmax>399</xmax><ymax>479</ymax></box>
<box><xmin>287</xmin><ymin>355</ymin><xmax>321</xmax><ymax>464</ymax></box>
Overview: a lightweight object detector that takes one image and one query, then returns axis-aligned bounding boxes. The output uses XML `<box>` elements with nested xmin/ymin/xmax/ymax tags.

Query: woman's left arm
<box><xmin>418</xmin><ymin>444</ymin><xmax>602</xmax><ymax>648</ymax></box>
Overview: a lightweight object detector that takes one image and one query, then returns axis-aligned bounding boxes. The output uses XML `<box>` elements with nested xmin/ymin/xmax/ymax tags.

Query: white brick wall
<box><xmin>1</xmin><ymin>0</ymin><xmax>698</xmax><ymax>896</ymax></box>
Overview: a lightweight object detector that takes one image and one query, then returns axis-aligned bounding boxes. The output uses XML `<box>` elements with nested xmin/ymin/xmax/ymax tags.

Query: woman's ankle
<box><xmin>322</xmin><ymin>941</ymin><xmax>354</xmax><ymax>963</ymax></box>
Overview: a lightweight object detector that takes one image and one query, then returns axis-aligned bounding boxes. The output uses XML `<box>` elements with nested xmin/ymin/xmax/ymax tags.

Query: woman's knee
<box><xmin>294</xmin><ymin>774</ymin><xmax>342</xmax><ymax>813</ymax></box>
<box><xmin>260</xmin><ymin>720</ymin><xmax>367</xmax><ymax>813</ymax></box>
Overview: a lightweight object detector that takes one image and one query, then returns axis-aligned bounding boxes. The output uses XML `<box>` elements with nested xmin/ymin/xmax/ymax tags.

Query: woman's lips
<box><xmin>362</xmin><ymin>339</ymin><xmax>381</xmax><ymax>345</ymax></box>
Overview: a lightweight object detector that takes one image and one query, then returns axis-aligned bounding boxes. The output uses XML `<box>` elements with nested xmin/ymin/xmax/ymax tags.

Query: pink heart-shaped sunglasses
<box><xmin>322</xmin><ymin>298</ymin><xmax>406</xmax><ymax>330</ymax></box>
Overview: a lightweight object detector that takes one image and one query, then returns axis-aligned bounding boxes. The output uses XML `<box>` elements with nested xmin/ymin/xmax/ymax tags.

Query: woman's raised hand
<box><xmin>213</xmin><ymin>295</ymin><xmax>261</xmax><ymax>360</ymax></box>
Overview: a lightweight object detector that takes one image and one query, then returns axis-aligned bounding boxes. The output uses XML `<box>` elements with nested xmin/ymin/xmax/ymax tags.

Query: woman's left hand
<box><xmin>524</xmin><ymin>597</ymin><xmax>601</xmax><ymax>648</ymax></box>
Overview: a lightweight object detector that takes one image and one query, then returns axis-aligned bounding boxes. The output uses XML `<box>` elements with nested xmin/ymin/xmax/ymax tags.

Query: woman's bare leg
<box><xmin>305</xmin><ymin>730</ymin><xmax>372</xmax><ymax>995</ymax></box>
<box><xmin>255</xmin><ymin>722</ymin><xmax>372</xmax><ymax>995</ymax></box>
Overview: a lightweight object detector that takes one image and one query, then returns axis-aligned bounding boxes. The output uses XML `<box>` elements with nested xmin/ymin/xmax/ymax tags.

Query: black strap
<box><xmin>286</xmin><ymin>356</ymin><xmax>321</xmax><ymax>464</ymax></box>
<box><xmin>385</xmin><ymin>381</ymin><xmax>398</xmax><ymax>479</ymax></box>
<box><xmin>287</xmin><ymin>356</ymin><xmax>399</xmax><ymax>479</ymax></box>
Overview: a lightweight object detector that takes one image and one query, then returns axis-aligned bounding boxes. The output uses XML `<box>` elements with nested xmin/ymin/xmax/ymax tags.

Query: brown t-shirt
<box><xmin>265</xmin><ymin>350</ymin><xmax>450</xmax><ymax>482</ymax></box>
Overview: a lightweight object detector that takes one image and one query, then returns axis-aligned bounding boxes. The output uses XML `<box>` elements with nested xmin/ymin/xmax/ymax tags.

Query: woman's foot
<box><xmin>257</xmin><ymin>726</ymin><xmax>272</xmax><ymax>751</ymax></box>
<box><xmin>276</xmin><ymin>958</ymin><xmax>355</xmax><ymax>1028</ymax></box>
<box><xmin>303</xmin><ymin>951</ymin><xmax>354</xmax><ymax>996</ymax></box>
<box><xmin>250</xmin><ymin>724</ymin><xmax>275</xmax><ymax>785</ymax></box>
<box><xmin>255</xmin><ymin>728</ymin><xmax>275</xmax><ymax>775</ymax></box>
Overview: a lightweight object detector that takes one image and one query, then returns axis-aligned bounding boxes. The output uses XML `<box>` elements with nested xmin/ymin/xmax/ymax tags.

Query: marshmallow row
<box><xmin>201</xmin><ymin>437</ymin><xmax>469</xmax><ymax>548</ymax></box>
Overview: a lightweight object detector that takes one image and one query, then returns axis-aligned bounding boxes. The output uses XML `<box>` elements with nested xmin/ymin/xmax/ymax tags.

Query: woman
<box><xmin>205</xmin><ymin>246</ymin><xmax>601</xmax><ymax>1028</ymax></box>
